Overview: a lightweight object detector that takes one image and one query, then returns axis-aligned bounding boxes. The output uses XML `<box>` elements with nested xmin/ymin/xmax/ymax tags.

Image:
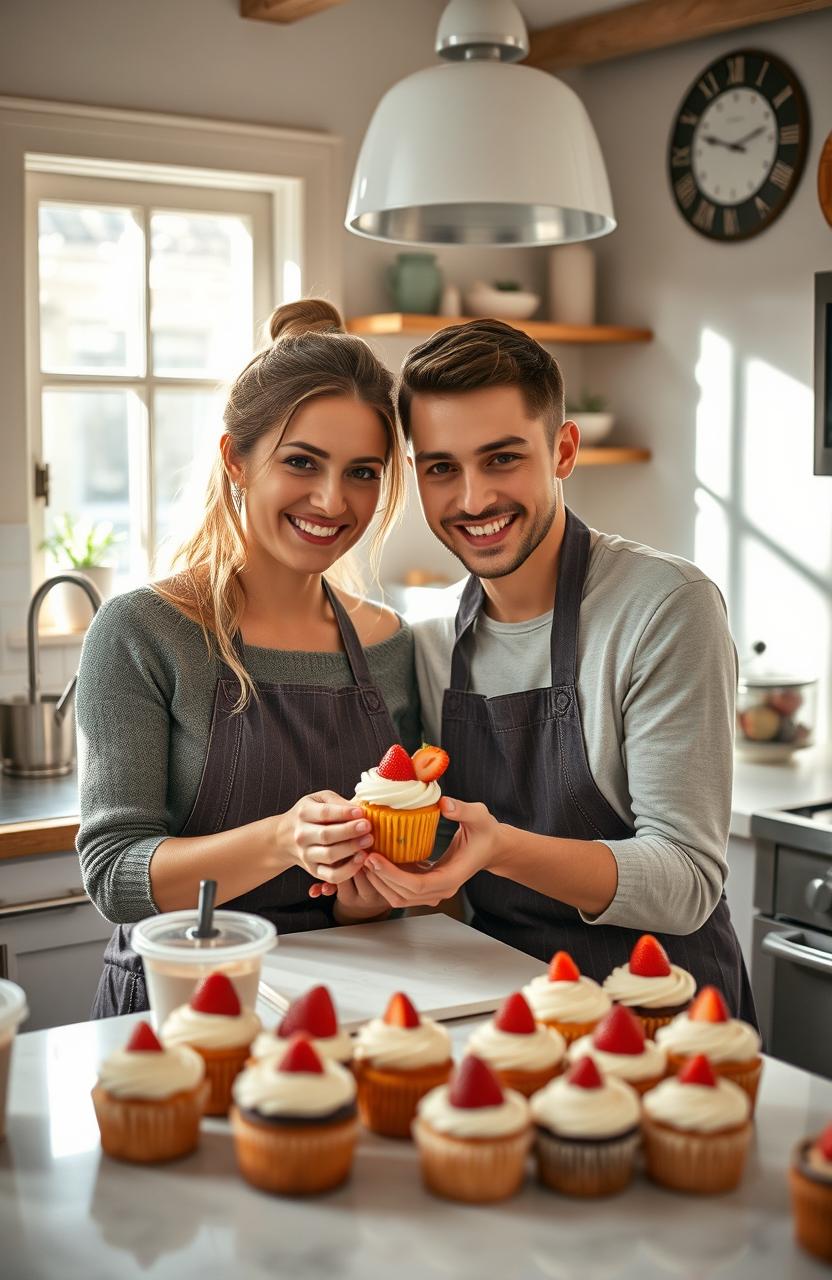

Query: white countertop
<box><xmin>731</xmin><ymin>743</ymin><xmax>832</xmax><ymax>838</ymax></box>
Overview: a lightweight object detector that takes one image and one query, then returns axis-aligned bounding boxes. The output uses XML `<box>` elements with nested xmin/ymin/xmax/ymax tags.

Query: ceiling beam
<box><xmin>527</xmin><ymin>0</ymin><xmax>832</xmax><ymax>71</ymax></box>
<box><xmin>240</xmin><ymin>0</ymin><xmax>346</xmax><ymax>24</ymax></box>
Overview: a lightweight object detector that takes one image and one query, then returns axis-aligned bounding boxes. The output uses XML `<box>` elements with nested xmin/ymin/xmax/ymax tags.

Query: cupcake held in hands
<box><xmin>465</xmin><ymin>992</ymin><xmax>565</xmax><ymax>1097</ymax></box>
<box><xmin>602</xmin><ymin>935</ymin><xmax>696</xmax><ymax>1039</ymax></box>
<box><xmin>352</xmin><ymin>991</ymin><xmax>453</xmax><ymax>1137</ymax></box>
<box><xmin>353</xmin><ymin>743</ymin><xmax>448</xmax><ymax>863</ymax></box>
<box><xmin>523</xmin><ymin>950</ymin><xmax>611</xmax><ymax>1046</ymax></box>
<box><xmin>656</xmin><ymin>986</ymin><xmax>762</xmax><ymax>1109</ymax></box>
<box><xmin>161</xmin><ymin>972</ymin><xmax>261</xmax><ymax>1116</ymax></box>
<box><xmin>250</xmin><ymin>985</ymin><xmax>353</xmax><ymax>1069</ymax></box>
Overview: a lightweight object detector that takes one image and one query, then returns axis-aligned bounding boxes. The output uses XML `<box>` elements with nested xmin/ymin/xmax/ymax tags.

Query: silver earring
<box><xmin>232</xmin><ymin>482</ymin><xmax>244</xmax><ymax>512</ymax></box>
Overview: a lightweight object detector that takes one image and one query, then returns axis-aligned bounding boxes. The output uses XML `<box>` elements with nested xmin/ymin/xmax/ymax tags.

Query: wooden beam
<box><xmin>240</xmin><ymin>0</ymin><xmax>346</xmax><ymax>24</ymax></box>
<box><xmin>527</xmin><ymin>0</ymin><xmax>832</xmax><ymax>71</ymax></box>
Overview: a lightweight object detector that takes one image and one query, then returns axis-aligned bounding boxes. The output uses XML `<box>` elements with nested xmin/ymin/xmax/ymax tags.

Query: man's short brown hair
<box><xmin>396</xmin><ymin>319</ymin><xmax>565</xmax><ymax>445</ymax></box>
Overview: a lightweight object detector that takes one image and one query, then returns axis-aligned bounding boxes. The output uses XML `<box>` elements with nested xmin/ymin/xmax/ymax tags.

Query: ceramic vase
<box><xmin>548</xmin><ymin>244</ymin><xmax>596</xmax><ymax>325</ymax></box>
<box><xmin>387</xmin><ymin>253</ymin><xmax>442</xmax><ymax>314</ymax></box>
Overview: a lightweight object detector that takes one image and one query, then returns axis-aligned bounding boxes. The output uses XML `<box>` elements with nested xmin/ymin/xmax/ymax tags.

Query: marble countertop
<box><xmin>730</xmin><ymin>744</ymin><xmax>832</xmax><ymax>838</ymax></box>
<box><xmin>3</xmin><ymin>1011</ymin><xmax>831</xmax><ymax>1279</ymax></box>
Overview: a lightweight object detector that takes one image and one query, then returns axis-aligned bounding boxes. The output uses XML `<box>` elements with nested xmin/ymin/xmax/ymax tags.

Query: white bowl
<box><xmin>570</xmin><ymin>412</ymin><xmax>614</xmax><ymax>445</ymax></box>
<box><xmin>464</xmin><ymin>285</ymin><xmax>540</xmax><ymax>321</ymax></box>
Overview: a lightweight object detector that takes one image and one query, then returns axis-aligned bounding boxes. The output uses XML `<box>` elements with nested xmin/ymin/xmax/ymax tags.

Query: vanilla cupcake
<box><xmin>790</xmin><ymin>1121</ymin><xmax>832</xmax><ymax>1263</ymax></box>
<box><xmin>465</xmin><ymin>992</ymin><xmax>565</xmax><ymax>1097</ymax></box>
<box><xmin>92</xmin><ymin>1021</ymin><xmax>208</xmax><ymax>1163</ymax></box>
<box><xmin>250</xmin><ymin>985</ymin><xmax>353</xmax><ymax>1068</ymax></box>
<box><xmin>642</xmin><ymin>1053</ymin><xmax>752</xmax><ymax>1193</ymax></box>
<box><xmin>523</xmin><ymin>950</ymin><xmax>611</xmax><ymax>1045</ymax></box>
<box><xmin>602</xmin><ymin>935</ymin><xmax>696</xmax><ymax>1038</ymax></box>
<box><xmin>353</xmin><ymin>744</ymin><xmax>445</xmax><ymax>863</ymax></box>
<box><xmin>656</xmin><ymin>986</ymin><xmax>762</xmax><ymax>1109</ymax></box>
<box><xmin>413</xmin><ymin>1055</ymin><xmax>532</xmax><ymax>1203</ymax></box>
<box><xmin>162</xmin><ymin>972</ymin><xmax>260</xmax><ymax>1116</ymax></box>
<box><xmin>531</xmin><ymin>1055</ymin><xmax>641</xmax><ymax>1196</ymax></box>
<box><xmin>352</xmin><ymin>991</ymin><xmax>452</xmax><ymax>1137</ymax></box>
<box><xmin>568</xmin><ymin>1004</ymin><xmax>667</xmax><ymax>1096</ymax></box>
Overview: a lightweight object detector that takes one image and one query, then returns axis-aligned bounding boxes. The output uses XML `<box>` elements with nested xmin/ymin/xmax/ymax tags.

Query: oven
<box><xmin>751</xmin><ymin>802</ymin><xmax>832</xmax><ymax>1080</ymax></box>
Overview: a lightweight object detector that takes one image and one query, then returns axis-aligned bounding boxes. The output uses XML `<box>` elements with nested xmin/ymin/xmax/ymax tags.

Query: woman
<box><xmin>78</xmin><ymin>299</ymin><xmax>419</xmax><ymax>1017</ymax></box>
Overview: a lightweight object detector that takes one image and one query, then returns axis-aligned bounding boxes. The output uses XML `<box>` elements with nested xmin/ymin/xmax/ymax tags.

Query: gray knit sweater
<box><xmin>76</xmin><ymin>587</ymin><xmax>420</xmax><ymax>924</ymax></box>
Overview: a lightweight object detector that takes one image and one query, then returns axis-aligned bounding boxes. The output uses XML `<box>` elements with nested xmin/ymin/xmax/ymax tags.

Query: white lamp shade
<box><xmin>346</xmin><ymin>61</ymin><xmax>616</xmax><ymax>247</ymax></box>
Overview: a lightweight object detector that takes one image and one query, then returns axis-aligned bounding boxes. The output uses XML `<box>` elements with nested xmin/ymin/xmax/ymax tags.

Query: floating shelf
<box><xmin>576</xmin><ymin>447</ymin><xmax>651</xmax><ymax>467</ymax></box>
<box><xmin>346</xmin><ymin>314</ymin><xmax>653</xmax><ymax>345</ymax></box>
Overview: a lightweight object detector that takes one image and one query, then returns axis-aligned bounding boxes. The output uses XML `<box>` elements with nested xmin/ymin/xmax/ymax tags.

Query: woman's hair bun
<box><xmin>268</xmin><ymin>298</ymin><xmax>345</xmax><ymax>343</ymax></box>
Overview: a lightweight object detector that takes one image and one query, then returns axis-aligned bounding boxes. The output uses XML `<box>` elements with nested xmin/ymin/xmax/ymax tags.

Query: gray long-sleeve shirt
<box><xmin>76</xmin><ymin>587</ymin><xmax>420</xmax><ymax>924</ymax></box>
<box><xmin>413</xmin><ymin>527</ymin><xmax>739</xmax><ymax>936</ymax></box>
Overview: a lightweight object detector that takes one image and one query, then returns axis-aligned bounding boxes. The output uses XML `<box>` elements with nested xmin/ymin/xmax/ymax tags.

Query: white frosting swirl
<box><xmin>531</xmin><ymin>1074</ymin><xmax>641</xmax><ymax>1139</ymax></box>
<box><xmin>417</xmin><ymin>1083</ymin><xmax>530</xmax><ymax>1137</ymax></box>
<box><xmin>353</xmin><ymin>1016</ymin><xmax>451</xmax><ymax>1070</ymax></box>
<box><xmin>807</xmin><ymin>1146</ymin><xmax>832</xmax><ymax>1182</ymax></box>
<box><xmin>465</xmin><ymin>1022</ymin><xmax>565</xmax><ymax>1072</ymax></box>
<box><xmin>354</xmin><ymin>767</ymin><xmax>440</xmax><ymax>811</ymax></box>
<box><xmin>233</xmin><ymin>1056</ymin><xmax>356</xmax><ymax>1117</ymax></box>
<box><xmin>250</xmin><ymin>1027</ymin><xmax>354</xmax><ymax>1066</ymax></box>
<box><xmin>97</xmin><ymin>1045</ymin><xmax>205</xmax><ymax>1100</ymax></box>
<box><xmin>655</xmin><ymin>1014</ymin><xmax>761</xmax><ymax>1064</ymax></box>
<box><xmin>602</xmin><ymin>964</ymin><xmax>696</xmax><ymax>1010</ymax></box>
<box><xmin>643</xmin><ymin>1076</ymin><xmax>750</xmax><ymax>1132</ymax></box>
<box><xmin>162</xmin><ymin>1004</ymin><xmax>261</xmax><ymax>1050</ymax></box>
<box><xmin>568</xmin><ymin>1033</ymin><xmax>667</xmax><ymax>1083</ymax></box>
<box><xmin>522</xmin><ymin>974</ymin><xmax>611</xmax><ymax>1024</ymax></box>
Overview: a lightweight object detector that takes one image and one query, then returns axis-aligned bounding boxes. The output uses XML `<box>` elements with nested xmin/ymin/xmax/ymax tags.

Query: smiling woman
<box><xmin>75</xmin><ymin>299</ymin><xmax>421</xmax><ymax>1019</ymax></box>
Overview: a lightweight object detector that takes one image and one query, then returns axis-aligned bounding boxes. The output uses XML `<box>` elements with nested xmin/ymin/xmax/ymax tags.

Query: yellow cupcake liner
<box><xmin>642</xmin><ymin>1116</ymin><xmax>752</xmax><ymax>1193</ymax></box>
<box><xmin>412</xmin><ymin>1118</ymin><xmax>532</xmax><ymax>1203</ymax></box>
<box><xmin>541</xmin><ymin>1017</ymin><xmax>602</xmax><ymax>1047</ymax></box>
<box><xmin>354</xmin><ymin>1059</ymin><xmax>453</xmax><ymax>1138</ymax></box>
<box><xmin>790</xmin><ymin>1149</ymin><xmax>832</xmax><ymax>1263</ymax></box>
<box><xmin>92</xmin><ymin>1081</ymin><xmax>209</xmax><ymax>1164</ymax></box>
<box><xmin>231</xmin><ymin>1107</ymin><xmax>358</xmax><ymax>1195</ymax></box>
<box><xmin>360</xmin><ymin>803</ymin><xmax>440</xmax><ymax>864</ymax></box>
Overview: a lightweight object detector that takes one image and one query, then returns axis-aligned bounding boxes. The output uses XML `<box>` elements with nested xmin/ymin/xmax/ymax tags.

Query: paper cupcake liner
<box><xmin>541</xmin><ymin>1018</ymin><xmax>601</xmax><ymax>1047</ymax></box>
<box><xmin>624</xmin><ymin>1072</ymin><xmax>667</xmax><ymax>1098</ymax></box>
<box><xmin>412</xmin><ymin>1118</ymin><xmax>532</xmax><ymax>1203</ymax></box>
<box><xmin>92</xmin><ymin>1081</ymin><xmax>209</xmax><ymax>1163</ymax></box>
<box><xmin>642</xmin><ymin>1115</ymin><xmax>752</xmax><ymax>1193</ymax></box>
<box><xmin>230</xmin><ymin>1107</ymin><xmax>358</xmax><ymax>1195</ymax></box>
<box><xmin>789</xmin><ymin>1156</ymin><xmax>832</xmax><ymax>1263</ymax></box>
<box><xmin>636</xmin><ymin>1013</ymin><xmax>677</xmax><ymax>1041</ymax></box>
<box><xmin>360</xmin><ymin>803</ymin><xmax>440</xmax><ymax>864</ymax></box>
<box><xmin>195</xmin><ymin>1043</ymin><xmax>252</xmax><ymax>1116</ymax></box>
<box><xmin>535</xmin><ymin>1126</ymin><xmax>641</xmax><ymax>1197</ymax></box>
<box><xmin>354</xmin><ymin>1059</ymin><xmax>453</xmax><ymax>1138</ymax></box>
<box><xmin>496</xmin><ymin>1062</ymin><xmax>563</xmax><ymax>1099</ymax></box>
<box><xmin>666</xmin><ymin>1053</ymin><xmax>762</xmax><ymax>1113</ymax></box>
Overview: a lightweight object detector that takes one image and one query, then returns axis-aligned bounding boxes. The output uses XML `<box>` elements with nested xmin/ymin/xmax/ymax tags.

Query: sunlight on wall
<box><xmin>695</xmin><ymin>328</ymin><xmax>733</xmax><ymax>503</ymax></box>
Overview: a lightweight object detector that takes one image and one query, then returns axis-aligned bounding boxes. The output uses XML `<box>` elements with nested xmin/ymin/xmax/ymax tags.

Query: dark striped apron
<box><xmin>91</xmin><ymin>580</ymin><xmax>398</xmax><ymax>1017</ymax></box>
<box><xmin>441</xmin><ymin>508</ymin><xmax>757</xmax><ymax>1024</ymax></box>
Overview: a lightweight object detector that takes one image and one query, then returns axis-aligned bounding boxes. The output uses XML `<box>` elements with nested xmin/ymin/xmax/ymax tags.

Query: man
<box><xmin>362</xmin><ymin>319</ymin><xmax>755</xmax><ymax>1021</ymax></box>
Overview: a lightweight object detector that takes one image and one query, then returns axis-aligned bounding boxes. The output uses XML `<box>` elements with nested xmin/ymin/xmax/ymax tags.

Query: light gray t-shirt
<box><xmin>413</xmin><ymin>527</ymin><xmax>738</xmax><ymax>936</ymax></box>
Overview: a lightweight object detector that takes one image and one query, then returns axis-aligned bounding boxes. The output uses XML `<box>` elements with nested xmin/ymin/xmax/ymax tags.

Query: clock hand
<box><xmin>731</xmin><ymin>125</ymin><xmax>766</xmax><ymax>149</ymax></box>
<box><xmin>702</xmin><ymin>135</ymin><xmax>737</xmax><ymax>150</ymax></box>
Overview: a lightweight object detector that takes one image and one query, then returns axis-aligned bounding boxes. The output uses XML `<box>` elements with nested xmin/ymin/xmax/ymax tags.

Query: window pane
<box><xmin>42</xmin><ymin>388</ymin><xmax>139</xmax><ymax>578</ymax></box>
<box><xmin>150</xmin><ymin>212</ymin><xmax>253</xmax><ymax>378</ymax></box>
<box><xmin>153</xmin><ymin>388</ymin><xmax>225</xmax><ymax>569</ymax></box>
<box><xmin>38</xmin><ymin>203</ymin><xmax>144</xmax><ymax>375</ymax></box>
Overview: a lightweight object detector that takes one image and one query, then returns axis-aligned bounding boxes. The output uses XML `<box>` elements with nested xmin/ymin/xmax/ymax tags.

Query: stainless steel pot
<box><xmin>0</xmin><ymin>573</ymin><xmax>103</xmax><ymax>777</ymax></box>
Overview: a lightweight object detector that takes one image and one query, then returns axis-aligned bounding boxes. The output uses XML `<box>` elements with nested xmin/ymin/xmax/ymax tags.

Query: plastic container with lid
<box><xmin>0</xmin><ymin>979</ymin><xmax>28</xmax><ymax>1141</ymax></box>
<box><xmin>736</xmin><ymin>642</ymin><xmax>818</xmax><ymax>762</ymax></box>
<box><xmin>132</xmin><ymin>910</ymin><xmax>276</xmax><ymax>1028</ymax></box>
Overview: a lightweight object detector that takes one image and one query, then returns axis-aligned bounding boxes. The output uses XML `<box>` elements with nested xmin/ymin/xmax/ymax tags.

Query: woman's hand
<box><xmin>277</xmin><ymin>790</ymin><xmax>374</xmax><ymax>885</ymax></box>
<box><xmin>309</xmin><ymin>869</ymin><xmax>392</xmax><ymax>924</ymax></box>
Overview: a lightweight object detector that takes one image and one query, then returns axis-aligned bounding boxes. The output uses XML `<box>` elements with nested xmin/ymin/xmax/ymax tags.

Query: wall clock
<box><xmin>668</xmin><ymin>49</ymin><xmax>809</xmax><ymax>242</ymax></box>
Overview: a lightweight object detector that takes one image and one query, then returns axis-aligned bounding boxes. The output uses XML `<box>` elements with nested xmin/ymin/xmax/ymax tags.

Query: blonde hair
<box><xmin>155</xmin><ymin>298</ymin><xmax>405</xmax><ymax>710</ymax></box>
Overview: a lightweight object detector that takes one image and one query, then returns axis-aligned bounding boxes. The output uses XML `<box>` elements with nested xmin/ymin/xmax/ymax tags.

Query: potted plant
<box><xmin>39</xmin><ymin>514</ymin><xmax>122</xmax><ymax>632</ymax></box>
<box><xmin>565</xmin><ymin>392</ymin><xmax>615</xmax><ymax>445</ymax></box>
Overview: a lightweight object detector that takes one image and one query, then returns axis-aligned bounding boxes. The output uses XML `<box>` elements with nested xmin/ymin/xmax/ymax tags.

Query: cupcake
<box><xmin>161</xmin><ymin>972</ymin><xmax>261</xmax><ymax>1116</ymax></box>
<box><xmin>231</xmin><ymin>1032</ymin><xmax>358</xmax><ymax>1195</ymax></box>
<box><xmin>642</xmin><ymin>1053</ymin><xmax>752</xmax><ymax>1193</ymax></box>
<box><xmin>790</xmin><ymin>1121</ymin><xmax>832</xmax><ymax>1263</ymax></box>
<box><xmin>522</xmin><ymin>950</ymin><xmax>611</xmax><ymax>1045</ymax></box>
<box><xmin>413</xmin><ymin>1055</ymin><xmax>532</xmax><ymax>1203</ymax></box>
<box><xmin>353</xmin><ymin>743</ymin><xmax>447</xmax><ymax>863</ymax></box>
<box><xmin>352</xmin><ymin>991</ymin><xmax>453</xmax><ymax>1137</ymax></box>
<box><xmin>250</xmin><ymin>985</ymin><xmax>353</xmax><ymax>1069</ymax></box>
<box><xmin>91</xmin><ymin>1020</ymin><xmax>208</xmax><ymax>1163</ymax></box>
<box><xmin>530</xmin><ymin>1055</ymin><xmax>641</xmax><ymax>1197</ymax></box>
<box><xmin>568</xmin><ymin>1004</ymin><xmax>667</xmax><ymax>1096</ymax></box>
<box><xmin>602</xmin><ymin>934</ymin><xmax>696</xmax><ymax>1039</ymax></box>
<box><xmin>656</xmin><ymin>986</ymin><xmax>763</xmax><ymax>1109</ymax></box>
<box><xmin>465</xmin><ymin>992</ymin><xmax>565</xmax><ymax>1097</ymax></box>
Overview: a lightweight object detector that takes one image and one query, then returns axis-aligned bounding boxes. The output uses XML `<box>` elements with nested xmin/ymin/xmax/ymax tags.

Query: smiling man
<box><xmin>362</xmin><ymin>319</ymin><xmax>756</xmax><ymax>1022</ymax></box>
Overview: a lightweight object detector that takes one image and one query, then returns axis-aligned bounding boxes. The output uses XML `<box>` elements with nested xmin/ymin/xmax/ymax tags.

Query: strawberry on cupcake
<box><xmin>250</xmin><ymin>984</ymin><xmax>353</xmax><ymax>1069</ymax></box>
<box><xmin>522</xmin><ymin>950</ymin><xmax>611</xmax><ymax>1046</ymax></box>
<box><xmin>465</xmin><ymin>992</ymin><xmax>565</xmax><ymax>1097</ymax></box>
<box><xmin>352</xmin><ymin>991</ymin><xmax>453</xmax><ymax>1137</ymax></box>
<box><xmin>656</xmin><ymin>986</ymin><xmax>762</xmax><ymax>1109</ymax></box>
<box><xmin>353</xmin><ymin>743</ymin><xmax>448</xmax><ymax>863</ymax></box>
<box><xmin>161</xmin><ymin>971</ymin><xmax>260</xmax><ymax>1116</ymax></box>
<box><xmin>567</xmin><ymin>1004</ymin><xmax>667</xmax><ymax>1096</ymax></box>
<box><xmin>602</xmin><ymin>935</ymin><xmax>696</xmax><ymax>1039</ymax></box>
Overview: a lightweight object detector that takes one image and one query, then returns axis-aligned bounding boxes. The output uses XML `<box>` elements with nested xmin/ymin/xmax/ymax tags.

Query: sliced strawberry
<box><xmin>592</xmin><ymin>1004</ymin><xmax>645</xmax><ymax>1055</ymax></box>
<box><xmin>548</xmin><ymin>950</ymin><xmax>580</xmax><ymax>982</ymax></box>
<box><xmin>678</xmin><ymin>1053</ymin><xmax>717</xmax><ymax>1087</ymax></box>
<box><xmin>126</xmin><ymin>1021</ymin><xmax>163</xmax><ymax>1052</ymax></box>
<box><xmin>383</xmin><ymin>991</ymin><xmax>420</xmax><ymax>1028</ymax></box>
<box><xmin>278</xmin><ymin>1031</ymin><xmax>324</xmax><ymax>1074</ymax></box>
<box><xmin>278</xmin><ymin>985</ymin><xmax>338</xmax><ymax>1039</ymax></box>
<box><xmin>377</xmin><ymin>744</ymin><xmax>417</xmax><ymax>781</ymax></box>
<box><xmin>494</xmin><ymin>992</ymin><xmax>536</xmax><ymax>1035</ymax></box>
<box><xmin>816</xmin><ymin>1122</ymin><xmax>832</xmax><ymax>1162</ymax></box>
<box><xmin>411</xmin><ymin>744</ymin><xmax>450</xmax><ymax>782</ymax></box>
<box><xmin>566</xmin><ymin>1055</ymin><xmax>604</xmax><ymax>1090</ymax></box>
<box><xmin>190</xmin><ymin>971</ymin><xmax>241</xmax><ymax>1017</ymax></box>
<box><xmin>688</xmin><ymin>986</ymin><xmax>730</xmax><ymax>1024</ymax></box>
<box><xmin>449</xmin><ymin>1055</ymin><xmax>504</xmax><ymax>1109</ymax></box>
<box><xmin>628</xmin><ymin>934</ymin><xmax>671</xmax><ymax>978</ymax></box>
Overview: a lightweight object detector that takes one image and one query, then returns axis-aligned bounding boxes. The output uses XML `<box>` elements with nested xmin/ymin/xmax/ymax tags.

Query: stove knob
<box><xmin>806</xmin><ymin>877</ymin><xmax>832</xmax><ymax>914</ymax></box>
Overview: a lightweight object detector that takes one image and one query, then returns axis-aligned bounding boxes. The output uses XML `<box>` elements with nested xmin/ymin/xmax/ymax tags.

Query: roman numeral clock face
<box><xmin>669</xmin><ymin>50</ymin><xmax>808</xmax><ymax>241</ymax></box>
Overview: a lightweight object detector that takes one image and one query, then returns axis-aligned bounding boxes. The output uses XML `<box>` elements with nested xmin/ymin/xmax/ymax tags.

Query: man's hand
<box><xmin>309</xmin><ymin>866</ymin><xmax>392</xmax><ymax>924</ymax></box>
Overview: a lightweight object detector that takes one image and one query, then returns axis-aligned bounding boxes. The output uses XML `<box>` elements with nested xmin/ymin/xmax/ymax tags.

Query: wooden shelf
<box><xmin>576</xmin><ymin>447</ymin><xmax>651</xmax><ymax>466</ymax></box>
<box><xmin>346</xmin><ymin>314</ymin><xmax>653</xmax><ymax>345</ymax></box>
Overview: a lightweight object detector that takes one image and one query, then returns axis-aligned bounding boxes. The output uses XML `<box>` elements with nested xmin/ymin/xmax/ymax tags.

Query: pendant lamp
<box><xmin>345</xmin><ymin>0</ymin><xmax>615</xmax><ymax>247</ymax></box>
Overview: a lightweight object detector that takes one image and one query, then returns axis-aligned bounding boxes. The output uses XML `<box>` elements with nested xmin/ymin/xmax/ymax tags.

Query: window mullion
<box><xmin>142</xmin><ymin>202</ymin><xmax>155</xmax><ymax>570</ymax></box>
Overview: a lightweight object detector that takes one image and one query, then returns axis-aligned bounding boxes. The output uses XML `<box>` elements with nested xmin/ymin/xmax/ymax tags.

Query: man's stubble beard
<box><xmin>435</xmin><ymin>489</ymin><xmax>560</xmax><ymax>581</ymax></box>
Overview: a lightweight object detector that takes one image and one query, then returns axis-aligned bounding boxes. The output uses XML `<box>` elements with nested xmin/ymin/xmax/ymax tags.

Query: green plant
<box><xmin>493</xmin><ymin>280</ymin><xmax>522</xmax><ymax>291</ymax></box>
<box><xmin>566</xmin><ymin>390</ymin><xmax>608</xmax><ymax>414</ymax></box>
<box><xmin>39</xmin><ymin>513</ymin><xmax>122</xmax><ymax>569</ymax></box>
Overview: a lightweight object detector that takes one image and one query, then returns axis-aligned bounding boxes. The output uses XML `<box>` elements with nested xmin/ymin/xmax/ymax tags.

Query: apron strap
<box><xmin>550</xmin><ymin>509</ymin><xmax>591</xmax><ymax>688</ymax></box>
<box><xmin>449</xmin><ymin>574</ymin><xmax>485</xmax><ymax>692</ymax></box>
